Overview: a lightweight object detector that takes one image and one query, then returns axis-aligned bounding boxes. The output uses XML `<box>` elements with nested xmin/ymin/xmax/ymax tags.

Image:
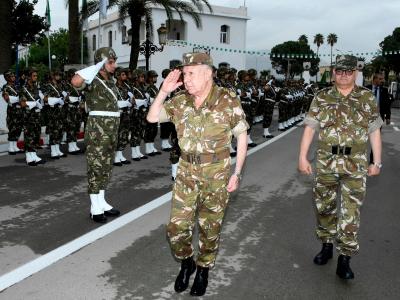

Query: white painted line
<box><xmin>0</xmin><ymin>123</ymin><xmax>302</xmax><ymax>291</ymax></box>
<box><xmin>394</xmin><ymin>126</ymin><xmax>400</xmax><ymax>132</ymax></box>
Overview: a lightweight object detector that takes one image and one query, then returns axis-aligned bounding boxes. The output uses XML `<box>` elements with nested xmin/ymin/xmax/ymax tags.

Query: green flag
<box><xmin>45</xmin><ymin>0</ymin><xmax>51</xmax><ymax>26</ymax></box>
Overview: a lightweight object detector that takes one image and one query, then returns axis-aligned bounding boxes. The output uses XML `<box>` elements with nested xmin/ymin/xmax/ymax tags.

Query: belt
<box><xmin>68</xmin><ymin>103</ymin><xmax>79</xmax><ymax>108</ymax></box>
<box><xmin>180</xmin><ymin>149</ymin><xmax>230</xmax><ymax>164</ymax></box>
<box><xmin>89</xmin><ymin>111</ymin><xmax>120</xmax><ymax>117</ymax></box>
<box><xmin>318</xmin><ymin>142</ymin><xmax>367</xmax><ymax>155</ymax></box>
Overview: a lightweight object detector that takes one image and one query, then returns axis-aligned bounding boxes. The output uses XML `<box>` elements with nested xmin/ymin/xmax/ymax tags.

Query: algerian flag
<box><xmin>45</xmin><ymin>0</ymin><xmax>51</xmax><ymax>26</ymax></box>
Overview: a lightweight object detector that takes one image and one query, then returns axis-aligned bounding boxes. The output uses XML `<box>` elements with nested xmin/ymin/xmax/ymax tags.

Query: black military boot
<box><xmin>190</xmin><ymin>266</ymin><xmax>209</xmax><ymax>296</ymax></box>
<box><xmin>336</xmin><ymin>255</ymin><xmax>354</xmax><ymax>279</ymax></box>
<box><xmin>313</xmin><ymin>243</ymin><xmax>333</xmax><ymax>265</ymax></box>
<box><xmin>174</xmin><ymin>256</ymin><xmax>196</xmax><ymax>293</ymax></box>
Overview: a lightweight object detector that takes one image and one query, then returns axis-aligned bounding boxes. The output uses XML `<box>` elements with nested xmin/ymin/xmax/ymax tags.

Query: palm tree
<box><xmin>313</xmin><ymin>33</ymin><xmax>324</xmax><ymax>81</ymax></box>
<box><xmin>327</xmin><ymin>33</ymin><xmax>337</xmax><ymax>82</ymax></box>
<box><xmin>298</xmin><ymin>34</ymin><xmax>308</xmax><ymax>45</ymax></box>
<box><xmin>65</xmin><ymin>0</ymin><xmax>81</xmax><ymax>65</ymax></box>
<box><xmin>85</xmin><ymin>0</ymin><xmax>212</xmax><ymax>69</ymax></box>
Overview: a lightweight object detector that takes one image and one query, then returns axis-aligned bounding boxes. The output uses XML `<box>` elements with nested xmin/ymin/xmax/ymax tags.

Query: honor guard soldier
<box><xmin>19</xmin><ymin>69</ymin><xmax>46</xmax><ymax>166</ymax></box>
<box><xmin>147</xmin><ymin>52</ymin><xmax>249</xmax><ymax>296</ymax></box>
<box><xmin>298</xmin><ymin>55</ymin><xmax>383</xmax><ymax>280</ymax></box>
<box><xmin>2</xmin><ymin>71</ymin><xmax>24</xmax><ymax>155</ymax></box>
<box><xmin>72</xmin><ymin>47</ymin><xmax>121</xmax><ymax>224</ymax></box>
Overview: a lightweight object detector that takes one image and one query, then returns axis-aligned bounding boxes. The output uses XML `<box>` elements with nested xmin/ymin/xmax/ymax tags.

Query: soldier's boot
<box><xmin>26</xmin><ymin>152</ymin><xmax>37</xmax><ymax>166</ymax></box>
<box><xmin>145</xmin><ymin>143</ymin><xmax>155</xmax><ymax>156</ymax></box>
<box><xmin>8</xmin><ymin>141</ymin><xmax>17</xmax><ymax>155</ymax></box>
<box><xmin>113</xmin><ymin>151</ymin><xmax>123</xmax><ymax>166</ymax></box>
<box><xmin>32</xmin><ymin>151</ymin><xmax>46</xmax><ymax>165</ymax></box>
<box><xmin>136</xmin><ymin>146</ymin><xmax>148</xmax><ymax>159</ymax></box>
<box><xmin>174</xmin><ymin>256</ymin><xmax>196</xmax><ymax>293</ymax></box>
<box><xmin>229</xmin><ymin>144</ymin><xmax>237</xmax><ymax>157</ymax></box>
<box><xmin>51</xmin><ymin>145</ymin><xmax>60</xmax><ymax>159</ymax></box>
<box><xmin>56</xmin><ymin>144</ymin><xmax>67</xmax><ymax>158</ymax></box>
<box><xmin>263</xmin><ymin>128</ymin><xmax>274</xmax><ymax>138</ymax></box>
<box><xmin>151</xmin><ymin>143</ymin><xmax>161</xmax><ymax>155</ymax></box>
<box><xmin>90</xmin><ymin>194</ymin><xmax>107</xmax><ymax>223</ymax></box>
<box><xmin>283</xmin><ymin>121</ymin><xmax>289</xmax><ymax>129</ymax></box>
<box><xmin>278</xmin><ymin>122</ymin><xmax>286</xmax><ymax>131</ymax></box>
<box><xmin>99</xmin><ymin>190</ymin><xmax>120</xmax><ymax>217</ymax></box>
<box><xmin>313</xmin><ymin>243</ymin><xmax>333</xmax><ymax>265</ymax></box>
<box><xmin>68</xmin><ymin>142</ymin><xmax>79</xmax><ymax>155</ymax></box>
<box><xmin>190</xmin><ymin>266</ymin><xmax>209</xmax><ymax>296</ymax></box>
<box><xmin>161</xmin><ymin>139</ymin><xmax>172</xmax><ymax>151</ymax></box>
<box><xmin>247</xmin><ymin>134</ymin><xmax>257</xmax><ymax>148</ymax></box>
<box><xmin>13</xmin><ymin>141</ymin><xmax>23</xmax><ymax>153</ymax></box>
<box><xmin>119</xmin><ymin>151</ymin><xmax>131</xmax><ymax>165</ymax></box>
<box><xmin>72</xmin><ymin>142</ymin><xmax>82</xmax><ymax>153</ymax></box>
<box><xmin>336</xmin><ymin>255</ymin><xmax>354</xmax><ymax>280</ymax></box>
<box><xmin>171</xmin><ymin>163</ymin><xmax>178</xmax><ymax>181</ymax></box>
<box><xmin>131</xmin><ymin>147</ymin><xmax>141</xmax><ymax>161</ymax></box>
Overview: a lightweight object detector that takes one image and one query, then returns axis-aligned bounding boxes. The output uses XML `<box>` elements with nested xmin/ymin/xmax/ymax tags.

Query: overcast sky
<box><xmin>34</xmin><ymin>0</ymin><xmax>399</xmax><ymax>57</ymax></box>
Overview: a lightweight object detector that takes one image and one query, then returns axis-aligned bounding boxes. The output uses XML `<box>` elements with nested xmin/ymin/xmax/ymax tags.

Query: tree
<box><xmin>327</xmin><ymin>33</ymin><xmax>338</xmax><ymax>82</ymax></box>
<box><xmin>270</xmin><ymin>40</ymin><xmax>319</xmax><ymax>79</ymax></box>
<box><xmin>0</xmin><ymin>0</ymin><xmax>48</xmax><ymax>73</ymax></box>
<box><xmin>298</xmin><ymin>34</ymin><xmax>308</xmax><ymax>45</ymax></box>
<box><xmin>85</xmin><ymin>0</ymin><xmax>212</xmax><ymax>69</ymax></box>
<box><xmin>313</xmin><ymin>33</ymin><xmax>324</xmax><ymax>81</ymax></box>
<box><xmin>66</xmin><ymin>0</ymin><xmax>81</xmax><ymax>64</ymax></box>
<box><xmin>380</xmin><ymin>27</ymin><xmax>400</xmax><ymax>76</ymax></box>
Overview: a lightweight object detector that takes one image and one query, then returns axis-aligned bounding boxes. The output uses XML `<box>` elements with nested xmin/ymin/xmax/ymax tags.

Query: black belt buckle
<box><xmin>332</xmin><ymin>145</ymin><xmax>352</xmax><ymax>155</ymax></box>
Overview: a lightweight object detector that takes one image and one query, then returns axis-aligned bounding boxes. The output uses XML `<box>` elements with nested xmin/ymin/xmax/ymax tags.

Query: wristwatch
<box><xmin>373</xmin><ymin>162</ymin><xmax>383</xmax><ymax>169</ymax></box>
<box><xmin>234</xmin><ymin>172</ymin><xmax>242</xmax><ymax>180</ymax></box>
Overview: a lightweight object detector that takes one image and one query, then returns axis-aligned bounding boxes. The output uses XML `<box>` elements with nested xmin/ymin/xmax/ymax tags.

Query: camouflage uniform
<box><xmin>161</xmin><ymin>84</ymin><xmax>249</xmax><ymax>267</ymax></box>
<box><xmin>145</xmin><ymin>77</ymin><xmax>160</xmax><ymax>146</ymax></box>
<box><xmin>85</xmin><ymin>75</ymin><xmax>120</xmax><ymax>194</ymax></box>
<box><xmin>262</xmin><ymin>83</ymin><xmax>276</xmax><ymax>131</ymax></box>
<box><xmin>115</xmin><ymin>70</ymin><xmax>132</xmax><ymax>153</ymax></box>
<box><xmin>64</xmin><ymin>81</ymin><xmax>82</xmax><ymax>146</ymax></box>
<box><xmin>130</xmin><ymin>74</ymin><xmax>147</xmax><ymax>148</ymax></box>
<box><xmin>305</xmin><ymin>85</ymin><xmax>383</xmax><ymax>256</ymax></box>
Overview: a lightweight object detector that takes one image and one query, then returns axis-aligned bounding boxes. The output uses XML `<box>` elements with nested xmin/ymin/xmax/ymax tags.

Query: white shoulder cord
<box><xmin>94</xmin><ymin>76</ymin><xmax>119</xmax><ymax>102</ymax></box>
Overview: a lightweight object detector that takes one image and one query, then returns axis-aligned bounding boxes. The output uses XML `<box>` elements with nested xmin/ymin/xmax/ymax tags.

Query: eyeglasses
<box><xmin>335</xmin><ymin>69</ymin><xmax>354</xmax><ymax>76</ymax></box>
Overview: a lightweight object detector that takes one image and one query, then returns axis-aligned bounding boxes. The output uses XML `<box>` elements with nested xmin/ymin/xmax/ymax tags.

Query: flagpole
<box><xmin>98</xmin><ymin>13</ymin><xmax>101</xmax><ymax>48</ymax></box>
<box><xmin>81</xmin><ymin>26</ymin><xmax>84</xmax><ymax>66</ymax></box>
<box><xmin>48</xmin><ymin>31</ymin><xmax>52</xmax><ymax>71</ymax></box>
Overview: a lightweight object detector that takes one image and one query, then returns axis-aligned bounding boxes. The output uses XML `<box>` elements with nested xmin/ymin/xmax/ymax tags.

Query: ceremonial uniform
<box><xmin>64</xmin><ymin>78</ymin><xmax>83</xmax><ymax>154</ymax></box>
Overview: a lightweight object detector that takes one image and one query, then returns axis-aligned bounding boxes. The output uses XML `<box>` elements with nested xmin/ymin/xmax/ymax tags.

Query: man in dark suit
<box><xmin>366</xmin><ymin>73</ymin><xmax>393</xmax><ymax>125</ymax></box>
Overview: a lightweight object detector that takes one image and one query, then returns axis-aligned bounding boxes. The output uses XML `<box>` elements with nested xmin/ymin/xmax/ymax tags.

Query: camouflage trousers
<box><xmin>85</xmin><ymin>116</ymin><xmax>119</xmax><ymax>194</ymax></box>
<box><xmin>167</xmin><ymin>158</ymin><xmax>230</xmax><ymax>268</ymax></box>
<box><xmin>262</xmin><ymin>99</ymin><xmax>275</xmax><ymax>128</ymax></box>
<box><xmin>6</xmin><ymin>106</ymin><xmax>23</xmax><ymax>141</ymax></box>
<box><xmin>313</xmin><ymin>172</ymin><xmax>367</xmax><ymax>256</ymax></box>
<box><xmin>45</xmin><ymin>106</ymin><xmax>64</xmax><ymax>145</ymax></box>
<box><xmin>116</xmin><ymin>110</ymin><xmax>131</xmax><ymax>151</ymax></box>
<box><xmin>64</xmin><ymin>104</ymin><xmax>81</xmax><ymax>143</ymax></box>
<box><xmin>144</xmin><ymin>122</ymin><xmax>158</xmax><ymax>143</ymax></box>
<box><xmin>24</xmin><ymin>109</ymin><xmax>42</xmax><ymax>152</ymax></box>
<box><xmin>278</xmin><ymin>100</ymin><xmax>288</xmax><ymax>123</ymax></box>
<box><xmin>169</xmin><ymin>126</ymin><xmax>180</xmax><ymax>164</ymax></box>
<box><xmin>130</xmin><ymin>108</ymin><xmax>145</xmax><ymax>147</ymax></box>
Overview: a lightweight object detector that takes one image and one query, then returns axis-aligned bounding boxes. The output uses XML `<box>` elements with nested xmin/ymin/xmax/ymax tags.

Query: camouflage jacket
<box><xmin>84</xmin><ymin>75</ymin><xmax>119</xmax><ymax>113</ymax></box>
<box><xmin>42</xmin><ymin>81</ymin><xmax>63</xmax><ymax>98</ymax></box>
<box><xmin>160</xmin><ymin>84</ymin><xmax>249</xmax><ymax>154</ymax></box>
<box><xmin>146</xmin><ymin>84</ymin><xmax>159</xmax><ymax>99</ymax></box>
<box><xmin>19</xmin><ymin>82</ymin><xmax>42</xmax><ymax>109</ymax></box>
<box><xmin>2</xmin><ymin>83</ymin><xmax>19</xmax><ymax>105</ymax></box>
<box><xmin>305</xmin><ymin>85</ymin><xmax>383</xmax><ymax>174</ymax></box>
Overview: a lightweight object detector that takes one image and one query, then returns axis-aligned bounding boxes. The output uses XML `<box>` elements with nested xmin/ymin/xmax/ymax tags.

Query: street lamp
<box><xmin>128</xmin><ymin>23</ymin><xmax>168</xmax><ymax>71</ymax></box>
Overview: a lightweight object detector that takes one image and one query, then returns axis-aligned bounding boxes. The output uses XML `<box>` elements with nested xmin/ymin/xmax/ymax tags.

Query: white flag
<box><xmin>99</xmin><ymin>0</ymin><xmax>109</xmax><ymax>19</ymax></box>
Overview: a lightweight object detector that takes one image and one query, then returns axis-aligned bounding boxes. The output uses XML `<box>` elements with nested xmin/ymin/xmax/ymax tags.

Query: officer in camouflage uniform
<box><xmin>298</xmin><ymin>55</ymin><xmax>383</xmax><ymax>280</ymax></box>
<box><xmin>147</xmin><ymin>52</ymin><xmax>249</xmax><ymax>296</ymax></box>
<box><xmin>113</xmin><ymin>67</ymin><xmax>132</xmax><ymax>166</ymax></box>
<box><xmin>71</xmin><ymin>47</ymin><xmax>121</xmax><ymax>224</ymax></box>
<box><xmin>42</xmin><ymin>70</ymin><xmax>67</xmax><ymax>159</ymax></box>
<box><xmin>64</xmin><ymin>69</ymin><xmax>83</xmax><ymax>155</ymax></box>
<box><xmin>19</xmin><ymin>69</ymin><xmax>46</xmax><ymax>166</ymax></box>
<box><xmin>2</xmin><ymin>70</ymin><xmax>24</xmax><ymax>155</ymax></box>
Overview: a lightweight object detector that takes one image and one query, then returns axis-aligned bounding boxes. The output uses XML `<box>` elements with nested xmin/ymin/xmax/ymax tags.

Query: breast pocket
<box><xmin>203</xmin><ymin>112</ymin><xmax>229</xmax><ymax>141</ymax></box>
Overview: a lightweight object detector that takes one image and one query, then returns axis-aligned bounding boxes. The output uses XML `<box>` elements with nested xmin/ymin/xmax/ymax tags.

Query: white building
<box><xmin>85</xmin><ymin>4</ymin><xmax>249</xmax><ymax>77</ymax></box>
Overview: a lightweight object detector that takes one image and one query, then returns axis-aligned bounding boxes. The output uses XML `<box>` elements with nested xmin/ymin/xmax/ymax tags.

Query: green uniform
<box><xmin>115</xmin><ymin>81</ymin><xmax>132</xmax><ymax>151</ymax></box>
<box><xmin>42</xmin><ymin>81</ymin><xmax>65</xmax><ymax>145</ymax></box>
<box><xmin>2</xmin><ymin>83</ymin><xmax>23</xmax><ymax>142</ymax></box>
<box><xmin>85</xmin><ymin>75</ymin><xmax>120</xmax><ymax>194</ymax></box>
<box><xmin>305</xmin><ymin>85</ymin><xmax>383</xmax><ymax>256</ymax></box>
<box><xmin>64</xmin><ymin>83</ymin><xmax>82</xmax><ymax>144</ymax></box>
<box><xmin>161</xmin><ymin>84</ymin><xmax>249</xmax><ymax>267</ymax></box>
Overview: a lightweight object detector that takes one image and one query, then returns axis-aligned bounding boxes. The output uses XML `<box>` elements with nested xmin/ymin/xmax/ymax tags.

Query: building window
<box><xmin>92</xmin><ymin>34</ymin><xmax>96</xmax><ymax>51</ymax></box>
<box><xmin>167</xmin><ymin>20</ymin><xmax>186</xmax><ymax>41</ymax></box>
<box><xmin>108</xmin><ymin>30</ymin><xmax>112</xmax><ymax>47</ymax></box>
<box><xmin>121</xmin><ymin>25</ymin><xmax>128</xmax><ymax>44</ymax></box>
<box><xmin>169</xmin><ymin>60</ymin><xmax>181</xmax><ymax>69</ymax></box>
<box><xmin>220</xmin><ymin>25</ymin><xmax>230</xmax><ymax>44</ymax></box>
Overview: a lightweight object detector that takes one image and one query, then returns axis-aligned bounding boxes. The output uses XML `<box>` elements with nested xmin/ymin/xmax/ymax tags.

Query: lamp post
<box><xmin>128</xmin><ymin>24</ymin><xmax>168</xmax><ymax>71</ymax></box>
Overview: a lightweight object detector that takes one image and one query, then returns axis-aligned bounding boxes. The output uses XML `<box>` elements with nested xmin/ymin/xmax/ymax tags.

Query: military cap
<box><xmin>217</xmin><ymin>67</ymin><xmax>228</xmax><ymax>78</ymax></box>
<box><xmin>237</xmin><ymin>70</ymin><xmax>248</xmax><ymax>81</ymax></box>
<box><xmin>94</xmin><ymin>47</ymin><xmax>117</xmax><ymax>64</ymax></box>
<box><xmin>147</xmin><ymin>70</ymin><xmax>158</xmax><ymax>78</ymax></box>
<box><xmin>335</xmin><ymin>55</ymin><xmax>357</xmax><ymax>70</ymax></box>
<box><xmin>228</xmin><ymin>67</ymin><xmax>237</xmax><ymax>75</ymax></box>
<box><xmin>115</xmin><ymin>67</ymin><xmax>126</xmax><ymax>77</ymax></box>
<box><xmin>162</xmin><ymin>68</ymin><xmax>171</xmax><ymax>78</ymax></box>
<box><xmin>247</xmin><ymin>68</ymin><xmax>257</xmax><ymax>76</ymax></box>
<box><xmin>4</xmin><ymin>70</ymin><xmax>15</xmax><ymax>80</ymax></box>
<box><xmin>181</xmin><ymin>52</ymin><xmax>213</xmax><ymax>67</ymax></box>
<box><xmin>132</xmin><ymin>69</ymin><xmax>145</xmax><ymax>78</ymax></box>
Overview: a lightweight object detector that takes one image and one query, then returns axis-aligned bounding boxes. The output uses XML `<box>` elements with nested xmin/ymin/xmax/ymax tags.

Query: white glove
<box><xmin>128</xmin><ymin>91</ymin><xmax>134</xmax><ymax>99</ymax></box>
<box><xmin>26</xmin><ymin>101</ymin><xmax>37</xmax><ymax>110</ymax></box>
<box><xmin>48</xmin><ymin>97</ymin><xmax>60</xmax><ymax>106</ymax></box>
<box><xmin>62</xmin><ymin>91</ymin><xmax>68</xmax><ymax>98</ymax></box>
<box><xmin>9</xmin><ymin>96</ymin><xmax>20</xmax><ymax>104</ymax></box>
<box><xmin>117</xmin><ymin>100</ymin><xmax>131</xmax><ymax>108</ymax></box>
<box><xmin>76</xmin><ymin>57</ymin><xmax>107</xmax><ymax>84</ymax></box>
<box><xmin>145</xmin><ymin>92</ymin><xmax>150</xmax><ymax>100</ymax></box>
<box><xmin>35</xmin><ymin>99</ymin><xmax>43</xmax><ymax>109</ymax></box>
<box><xmin>126</xmin><ymin>99</ymin><xmax>132</xmax><ymax>107</ymax></box>
<box><xmin>246</xmin><ymin>92</ymin><xmax>252</xmax><ymax>98</ymax></box>
<box><xmin>135</xmin><ymin>99</ymin><xmax>147</xmax><ymax>108</ymax></box>
<box><xmin>39</xmin><ymin>91</ymin><xmax>45</xmax><ymax>100</ymax></box>
<box><xmin>59</xmin><ymin>99</ymin><xmax>64</xmax><ymax>106</ymax></box>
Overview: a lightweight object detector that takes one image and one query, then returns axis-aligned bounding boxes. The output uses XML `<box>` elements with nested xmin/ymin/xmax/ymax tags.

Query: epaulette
<box><xmin>220</xmin><ymin>86</ymin><xmax>237</xmax><ymax>98</ymax></box>
<box><xmin>315</xmin><ymin>87</ymin><xmax>331</xmax><ymax>96</ymax></box>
